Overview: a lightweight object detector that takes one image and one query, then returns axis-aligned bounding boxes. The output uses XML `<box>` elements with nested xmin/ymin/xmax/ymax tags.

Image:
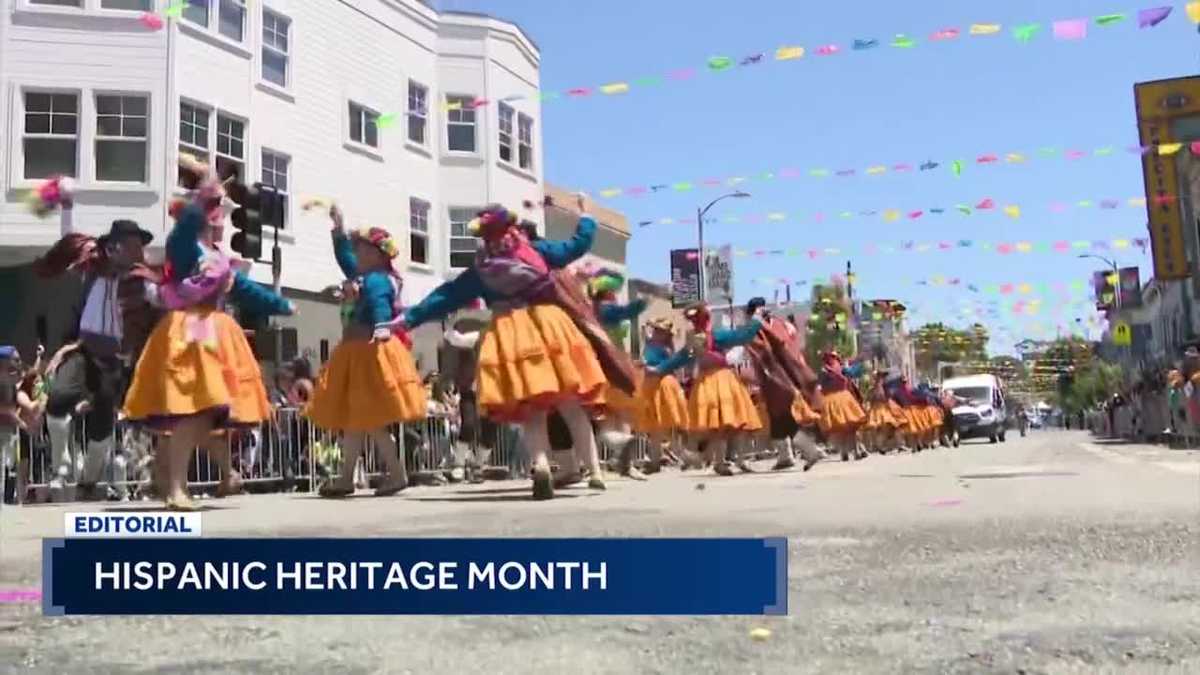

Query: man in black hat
<box><xmin>33</xmin><ymin>219</ymin><xmax>162</xmax><ymax>501</ymax></box>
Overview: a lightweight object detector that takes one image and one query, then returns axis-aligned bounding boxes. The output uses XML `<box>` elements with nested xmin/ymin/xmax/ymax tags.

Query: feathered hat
<box><xmin>586</xmin><ymin>267</ymin><xmax>625</xmax><ymax>299</ymax></box>
<box><xmin>646</xmin><ymin>316</ymin><xmax>674</xmax><ymax>334</ymax></box>
<box><xmin>350</xmin><ymin>227</ymin><xmax>400</xmax><ymax>260</ymax></box>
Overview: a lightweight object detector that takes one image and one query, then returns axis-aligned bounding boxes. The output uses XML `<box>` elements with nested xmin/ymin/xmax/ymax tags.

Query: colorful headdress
<box><xmin>822</xmin><ymin>350</ymin><xmax>842</xmax><ymax>365</ymax></box>
<box><xmin>351</xmin><ymin>227</ymin><xmax>400</xmax><ymax>260</ymax></box>
<box><xmin>468</xmin><ymin>205</ymin><xmax>518</xmax><ymax>237</ymax></box>
<box><xmin>683</xmin><ymin>303</ymin><xmax>710</xmax><ymax>323</ymax></box>
<box><xmin>586</xmin><ymin>268</ymin><xmax>625</xmax><ymax>298</ymax></box>
<box><xmin>25</xmin><ymin>176</ymin><xmax>74</xmax><ymax>219</ymax></box>
<box><xmin>647</xmin><ymin>316</ymin><xmax>674</xmax><ymax>334</ymax></box>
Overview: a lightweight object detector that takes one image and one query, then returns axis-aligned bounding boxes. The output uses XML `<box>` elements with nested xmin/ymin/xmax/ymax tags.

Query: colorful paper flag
<box><xmin>1095</xmin><ymin>13</ymin><xmax>1126</xmax><ymax>26</ymax></box>
<box><xmin>163</xmin><ymin>1</ymin><xmax>186</xmax><ymax>18</ymax></box>
<box><xmin>599</xmin><ymin>83</ymin><xmax>630</xmax><ymax>95</ymax></box>
<box><xmin>1005</xmin><ymin>153</ymin><xmax>1026</xmax><ymax>163</ymax></box>
<box><xmin>931</xmin><ymin>28</ymin><xmax>960</xmax><ymax>41</ymax></box>
<box><xmin>1053</xmin><ymin>19</ymin><xmax>1087</xmax><ymax>40</ymax></box>
<box><xmin>970</xmin><ymin>23</ymin><xmax>1002</xmax><ymax>35</ymax></box>
<box><xmin>866</xmin><ymin>166</ymin><xmax>887</xmax><ymax>175</ymax></box>
<box><xmin>809</xmin><ymin>169</ymin><xmax>830</xmax><ymax>177</ymax></box>
<box><xmin>891</xmin><ymin>34</ymin><xmax>916</xmax><ymax>48</ymax></box>
<box><xmin>816</xmin><ymin>45</ymin><xmax>840</xmax><ymax>56</ymax></box>
<box><xmin>853</xmin><ymin>39</ymin><xmax>879</xmax><ymax>50</ymax></box>
<box><xmin>1188</xmin><ymin>2</ymin><xmax>1200</xmax><ymax>23</ymax></box>
<box><xmin>775</xmin><ymin>46</ymin><xmax>805</xmax><ymax>60</ymax></box>
<box><xmin>1003</xmin><ymin>205</ymin><xmax>1021</xmax><ymax>219</ymax></box>
<box><xmin>1139</xmin><ymin>7</ymin><xmax>1172</xmax><ymax>28</ymax></box>
<box><xmin>952</xmin><ymin>160</ymin><xmax>963</xmax><ymax>176</ymax></box>
<box><xmin>920</xmin><ymin>160</ymin><xmax>939</xmax><ymax>171</ymax></box>
<box><xmin>1159</xmin><ymin>143</ymin><xmax>1183</xmax><ymax>155</ymax></box>
<box><xmin>884</xmin><ymin>209</ymin><xmax>900</xmax><ymax>222</ymax></box>
<box><xmin>707</xmin><ymin>56</ymin><xmax>734</xmax><ymax>71</ymax></box>
<box><xmin>1012</xmin><ymin>23</ymin><xmax>1041</xmax><ymax>42</ymax></box>
<box><xmin>977</xmin><ymin>198</ymin><xmax>995</xmax><ymax>209</ymax></box>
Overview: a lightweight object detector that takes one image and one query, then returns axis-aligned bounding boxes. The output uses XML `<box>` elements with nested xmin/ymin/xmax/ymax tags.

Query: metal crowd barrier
<box><xmin>7</xmin><ymin>408</ymin><xmax>701</xmax><ymax>504</ymax></box>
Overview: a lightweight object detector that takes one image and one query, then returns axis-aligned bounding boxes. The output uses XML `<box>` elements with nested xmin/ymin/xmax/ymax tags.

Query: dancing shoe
<box><xmin>318</xmin><ymin>481</ymin><xmax>355</xmax><ymax>499</ymax></box>
<box><xmin>736</xmin><ymin>460</ymin><xmax>756</xmax><ymax>473</ymax></box>
<box><xmin>374</xmin><ymin>475</ymin><xmax>408</xmax><ymax>497</ymax></box>
<box><xmin>713</xmin><ymin>461</ymin><xmax>735</xmax><ymax>476</ymax></box>
<box><xmin>532</xmin><ymin>466</ymin><xmax>555</xmax><ymax>501</ymax></box>
<box><xmin>215</xmin><ymin>471</ymin><xmax>244</xmax><ymax>498</ymax></box>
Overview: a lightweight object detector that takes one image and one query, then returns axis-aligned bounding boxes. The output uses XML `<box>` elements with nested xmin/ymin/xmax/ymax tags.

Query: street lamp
<box><xmin>1078</xmin><ymin>254</ymin><xmax>1121</xmax><ymax>310</ymax></box>
<box><xmin>697</xmin><ymin>191</ymin><xmax>751</xmax><ymax>302</ymax></box>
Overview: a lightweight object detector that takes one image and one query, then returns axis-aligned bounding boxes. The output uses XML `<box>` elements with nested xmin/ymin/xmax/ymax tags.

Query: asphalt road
<box><xmin>2</xmin><ymin>429</ymin><xmax>1199</xmax><ymax>674</ymax></box>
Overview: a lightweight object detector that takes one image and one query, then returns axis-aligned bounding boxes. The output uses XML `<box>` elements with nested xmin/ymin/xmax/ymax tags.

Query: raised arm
<box><xmin>713</xmin><ymin>319</ymin><xmax>763</xmax><ymax>351</ymax></box>
<box><xmin>646</xmin><ymin>347</ymin><xmax>694</xmax><ymax>376</ymax></box>
<box><xmin>165</xmin><ymin>203</ymin><xmax>206</xmax><ymax>277</ymax></box>
<box><xmin>329</xmin><ymin>205</ymin><xmax>358</xmax><ymax>280</ymax></box>
<box><xmin>402</xmin><ymin>268</ymin><xmax>485</xmax><ymax>330</ymax></box>
<box><xmin>533</xmin><ymin>215</ymin><xmax>596</xmax><ymax>269</ymax></box>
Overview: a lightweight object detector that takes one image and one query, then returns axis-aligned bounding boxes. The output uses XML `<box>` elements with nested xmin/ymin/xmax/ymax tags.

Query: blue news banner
<box><xmin>43</xmin><ymin>538</ymin><xmax>787</xmax><ymax>615</ymax></box>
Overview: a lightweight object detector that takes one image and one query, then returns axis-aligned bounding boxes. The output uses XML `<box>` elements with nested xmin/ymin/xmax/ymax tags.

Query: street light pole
<box><xmin>696</xmin><ymin>191</ymin><xmax>751</xmax><ymax>303</ymax></box>
<box><xmin>1078</xmin><ymin>254</ymin><xmax>1121</xmax><ymax>311</ymax></box>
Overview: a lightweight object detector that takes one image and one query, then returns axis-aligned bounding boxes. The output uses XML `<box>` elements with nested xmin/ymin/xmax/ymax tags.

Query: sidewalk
<box><xmin>1075</xmin><ymin>433</ymin><xmax>1200</xmax><ymax>476</ymax></box>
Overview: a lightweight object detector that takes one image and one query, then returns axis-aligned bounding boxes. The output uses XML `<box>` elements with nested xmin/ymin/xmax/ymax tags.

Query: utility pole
<box><xmin>270</xmin><ymin>186</ymin><xmax>283</xmax><ymax>374</ymax></box>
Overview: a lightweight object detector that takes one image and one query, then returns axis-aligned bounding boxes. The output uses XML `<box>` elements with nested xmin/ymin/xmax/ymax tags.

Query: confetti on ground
<box><xmin>750</xmin><ymin>627</ymin><xmax>772</xmax><ymax>641</ymax></box>
<box><xmin>695</xmin><ymin>483</ymin><xmax>706</xmax><ymax>491</ymax></box>
<box><xmin>0</xmin><ymin>589</ymin><xmax>41</xmax><ymax>604</ymax></box>
<box><xmin>928</xmin><ymin>498</ymin><xmax>964</xmax><ymax>507</ymax></box>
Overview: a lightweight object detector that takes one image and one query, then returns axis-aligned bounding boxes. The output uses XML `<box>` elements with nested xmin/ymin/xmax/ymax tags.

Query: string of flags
<box><xmin>613</xmin><ymin>141</ymin><xmax>1200</xmax><ymax>202</ymax></box>
<box><xmin>477</xmin><ymin>4</ymin><xmax>1191</xmax><ymax>112</ymax></box>
<box><xmin>727</xmin><ymin>235</ymin><xmax>1147</xmax><ymax>260</ymax></box>
<box><xmin>638</xmin><ymin>195</ymin><xmax>1165</xmax><ymax>228</ymax></box>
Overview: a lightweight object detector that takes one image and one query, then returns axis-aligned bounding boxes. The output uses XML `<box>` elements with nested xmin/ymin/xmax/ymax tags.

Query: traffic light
<box><xmin>226</xmin><ymin>181</ymin><xmax>284</xmax><ymax>260</ymax></box>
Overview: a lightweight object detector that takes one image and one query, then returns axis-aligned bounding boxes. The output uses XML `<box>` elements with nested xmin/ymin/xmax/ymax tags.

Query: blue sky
<box><xmin>435</xmin><ymin>0</ymin><xmax>1192</xmax><ymax>348</ymax></box>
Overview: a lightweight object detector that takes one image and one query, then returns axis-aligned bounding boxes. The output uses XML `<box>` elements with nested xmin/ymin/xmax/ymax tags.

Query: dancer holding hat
<box><xmin>33</xmin><ymin>217</ymin><xmax>163</xmax><ymax>501</ymax></box>
<box><xmin>390</xmin><ymin>195</ymin><xmax>610</xmax><ymax>500</ymax></box>
<box><xmin>305</xmin><ymin>204</ymin><xmax>427</xmax><ymax>498</ymax></box>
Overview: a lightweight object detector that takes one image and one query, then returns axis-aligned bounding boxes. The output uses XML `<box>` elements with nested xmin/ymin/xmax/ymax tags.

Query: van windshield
<box><xmin>947</xmin><ymin>386</ymin><xmax>991</xmax><ymax>406</ymax></box>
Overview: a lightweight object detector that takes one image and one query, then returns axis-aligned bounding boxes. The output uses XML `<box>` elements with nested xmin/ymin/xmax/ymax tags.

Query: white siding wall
<box><xmin>0</xmin><ymin>0</ymin><xmax>542</xmax><ymax>302</ymax></box>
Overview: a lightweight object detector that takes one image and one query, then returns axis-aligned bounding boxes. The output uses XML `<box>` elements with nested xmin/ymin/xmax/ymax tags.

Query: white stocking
<box><xmin>561</xmin><ymin>402</ymin><xmax>603</xmax><ymax>477</ymax></box>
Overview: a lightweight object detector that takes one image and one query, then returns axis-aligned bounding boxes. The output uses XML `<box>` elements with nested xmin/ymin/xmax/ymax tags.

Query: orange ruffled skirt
<box><xmin>819</xmin><ymin>389</ymin><xmax>867</xmax><ymax>434</ymax></box>
<box><xmin>687</xmin><ymin>367</ymin><xmax>763</xmax><ymax>433</ymax></box>
<box><xmin>476</xmin><ymin>304</ymin><xmax>606</xmax><ymax>422</ymax></box>
<box><xmin>887</xmin><ymin>400</ymin><xmax>911</xmax><ymax>432</ymax></box>
<box><xmin>634</xmin><ymin>373</ymin><xmax>689</xmax><ymax>433</ymax></box>
<box><xmin>306</xmin><ymin>337</ymin><xmax>427</xmax><ymax>432</ymax></box>
<box><xmin>793</xmin><ymin>393</ymin><xmax>822</xmax><ymax>427</ymax></box>
<box><xmin>864</xmin><ymin>400</ymin><xmax>901</xmax><ymax>430</ymax></box>
<box><xmin>123</xmin><ymin>309</ymin><xmax>270</xmax><ymax>429</ymax></box>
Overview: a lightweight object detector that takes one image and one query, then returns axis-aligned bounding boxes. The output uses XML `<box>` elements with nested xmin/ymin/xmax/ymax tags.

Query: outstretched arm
<box><xmin>231</xmin><ymin>273</ymin><xmax>294</xmax><ymax>317</ymax></box>
<box><xmin>401</xmin><ymin>269</ymin><xmax>485</xmax><ymax>330</ymax></box>
<box><xmin>533</xmin><ymin>215</ymin><xmax>596</xmax><ymax>268</ymax></box>
<box><xmin>647</xmin><ymin>347</ymin><xmax>694</xmax><ymax>375</ymax></box>
<box><xmin>597</xmin><ymin>298</ymin><xmax>647</xmax><ymax>326</ymax></box>
<box><xmin>329</xmin><ymin>205</ymin><xmax>358</xmax><ymax>280</ymax></box>
<box><xmin>712</xmin><ymin>319</ymin><xmax>763</xmax><ymax>350</ymax></box>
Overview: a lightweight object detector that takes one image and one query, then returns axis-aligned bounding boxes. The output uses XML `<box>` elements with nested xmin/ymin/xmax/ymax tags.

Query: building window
<box><xmin>218</xmin><ymin>0</ymin><xmax>245</xmax><ymax>41</ymax></box>
<box><xmin>182</xmin><ymin>0</ymin><xmax>208</xmax><ymax>27</ymax></box>
<box><xmin>95</xmin><ymin>94</ymin><xmax>148</xmax><ymax>182</ymax></box>
<box><xmin>348</xmin><ymin>102</ymin><xmax>379</xmax><ymax>148</ymax></box>
<box><xmin>101</xmin><ymin>0</ymin><xmax>152</xmax><ymax>9</ymax></box>
<box><xmin>30</xmin><ymin>0</ymin><xmax>81</xmax><ymax>6</ymax></box>
<box><xmin>446</xmin><ymin>96</ymin><xmax>476</xmax><ymax>153</ymax></box>
<box><xmin>23</xmin><ymin>92</ymin><xmax>78</xmax><ymax>179</ymax></box>
<box><xmin>178</xmin><ymin>101</ymin><xmax>210</xmax><ymax>186</ymax></box>
<box><xmin>498</xmin><ymin>103</ymin><xmax>514</xmax><ymax>163</ymax></box>
<box><xmin>407</xmin><ymin>81</ymin><xmax>427</xmax><ymax>145</ymax></box>
<box><xmin>518</xmin><ymin>113</ymin><xmax>534</xmax><ymax>171</ymax></box>
<box><xmin>261</xmin><ymin>9</ymin><xmax>290</xmax><ymax>87</ymax></box>
<box><xmin>449</xmin><ymin>207</ymin><xmax>480</xmax><ymax>268</ymax></box>
<box><xmin>261</xmin><ymin>150</ymin><xmax>289</xmax><ymax>228</ymax></box>
<box><xmin>215</xmin><ymin>113</ymin><xmax>245</xmax><ymax>181</ymax></box>
<box><xmin>410</xmin><ymin>198</ymin><xmax>430</xmax><ymax>265</ymax></box>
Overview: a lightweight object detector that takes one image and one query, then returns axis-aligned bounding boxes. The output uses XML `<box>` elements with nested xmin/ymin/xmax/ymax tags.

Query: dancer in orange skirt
<box><xmin>306</xmin><ymin>205</ymin><xmax>427</xmax><ymax>498</ymax></box>
<box><xmin>122</xmin><ymin>158</ymin><xmax>294</xmax><ymax>510</ymax></box>
<box><xmin>818</xmin><ymin>351</ymin><xmax>868</xmax><ymax>461</ymax></box>
<box><xmin>863</xmin><ymin>371</ymin><xmax>902</xmax><ymax>454</ymax></box>
<box><xmin>889</xmin><ymin>375</ymin><xmax>925</xmax><ymax>452</ymax></box>
<box><xmin>669</xmin><ymin>303</ymin><xmax>765</xmax><ymax>476</ymax></box>
<box><xmin>390</xmin><ymin>197</ymin><xmax>608</xmax><ymax>500</ymax></box>
<box><xmin>635</xmin><ymin>317</ymin><xmax>689</xmax><ymax>473</ymax></box>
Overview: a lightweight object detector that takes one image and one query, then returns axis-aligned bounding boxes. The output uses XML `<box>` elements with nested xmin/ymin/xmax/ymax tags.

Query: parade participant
<box><xmin>441</xmin><ymin>321</ymin><xmax>492</xmax><ymax>482</ymax></box>
<box><xmin>33</xmin><ymin>217</ymin><xmax>163</xmax><ymax>501</ymax></box>
<box><xmin>635</xmin><ymin>317</ymin><xmax>690</xmax><ymax>472</ymax></box>
<box><xmin>863</xmin><ymin>370</ymin><xmax>902</xmax><ymax>454</ymax></box>
<box><xmin>661</xmin><ymin>303</ymin><xmax>764</xmax><ymax>476</ymax></box>
<box><xmin>742</xmin><ymin>298</ymin><xmax>825</xmax><ymax>471</ymax></box>
<box><xmin>586</xmin><ymin>267</ymin><xmax>649</xmax><ymax>480</ymax></box>
<box><xmin>121</xmin><ymin>157</ymin><xmax>294</xmax><ymax>511</ymax></box>
<box><xmin>305</xmin><ymin>205</ymin><xmax>426</xmax><ymax>498</ymax></box>
<box><xmin>915</xmin><ymin>383</ymin><xmax>940</xmax><ymax>448</ymax></box>
<box><xmin>818</xmin><ymin>351</ymin><xmax>867</xmax><ymax>461</ymax></box>
<box><xmin>389</xmin><ymin>196</ymin><xmax>611</xmax><ymax>500</ymax></box>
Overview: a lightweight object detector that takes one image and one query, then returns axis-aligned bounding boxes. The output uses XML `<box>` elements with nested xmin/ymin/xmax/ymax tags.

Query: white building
<box><xmin>0</xmin><ymin>0</ymin><xmax>543</xmax><ymax>371</ymax></box>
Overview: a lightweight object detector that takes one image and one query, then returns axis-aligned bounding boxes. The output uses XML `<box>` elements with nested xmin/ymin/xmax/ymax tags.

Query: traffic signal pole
<box><xmin>272</xmin><ymin>203</ymin><xmax>283</xmax><ymax>374</ymax></box>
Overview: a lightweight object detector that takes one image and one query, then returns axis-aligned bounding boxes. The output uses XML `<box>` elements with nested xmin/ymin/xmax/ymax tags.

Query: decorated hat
<box><xmin>587</xmin><ymin>268</ymin><xmax>625</xmax><ymax>298</ymax></box>
<box><xmin>468</xmin><ymin>205</ymin><xmax>517</xmax><ymax>237</ymax></box>
<box><xmin>351</xmin><ymin>227</ymin><xmax>400</xmax><ymax>259</ymax></box>
<box><xmin>647</xmin><ymin>316</ymin><xmax>674</xmax><ymax>333</ymax></box>
<box><xmin>99</xmin><ymin>219</ymin><xmax>153</xmax><ymax>246</ymax></box>
<box><xmin>822</xmin><ymin>350</ymin><xmax>842</xmax><ymax>364</ymax></box>
<box><xmin>683</xmin><ymin>303</ymin><xmax>710</xmax><ymax>322</ymax></box>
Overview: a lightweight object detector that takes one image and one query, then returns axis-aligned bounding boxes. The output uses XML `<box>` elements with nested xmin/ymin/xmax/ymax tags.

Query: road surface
<box><xmin>2</xmin><ymin>430</ymin><xmax>1198</xmax><ymax>674</ymax></box>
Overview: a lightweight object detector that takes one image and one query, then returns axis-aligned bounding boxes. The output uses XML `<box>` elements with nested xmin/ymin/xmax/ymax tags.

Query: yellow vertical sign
<box><xmin>1134</xmin><ymin>78</ymin><xmax>1200</xmax><ymax>281</ymax></box>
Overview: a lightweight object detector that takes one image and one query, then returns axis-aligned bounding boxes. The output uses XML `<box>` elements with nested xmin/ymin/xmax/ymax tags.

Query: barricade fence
<box><xmin>8</xmin><ymin>408</ymin><xmax>723</xmax><ymax>504</ymax></box>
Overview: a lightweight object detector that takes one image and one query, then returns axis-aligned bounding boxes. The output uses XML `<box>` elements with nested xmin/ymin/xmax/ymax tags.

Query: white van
<box><xmin>942</xmin><ymin>374</ymin><xmax>1008</xmax><ymax>443</ymax></box>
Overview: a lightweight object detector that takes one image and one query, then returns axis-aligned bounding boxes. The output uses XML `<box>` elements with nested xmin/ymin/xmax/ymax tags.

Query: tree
<box><xmin>1058</xmin><ymin>361</ymin><xmax>1123</xmax><ymax>413</ymax></box>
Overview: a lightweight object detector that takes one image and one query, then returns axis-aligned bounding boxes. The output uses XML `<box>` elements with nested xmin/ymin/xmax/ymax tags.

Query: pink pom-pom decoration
<box><xmin>138</xmin><ymin>12</ymin><xmax>164</xmax><ymax>31</ymax></box>
<box><xmin>26</xmin><ymin>176</ymin><xmax>74</xmax><ymax>219</ymax></box>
